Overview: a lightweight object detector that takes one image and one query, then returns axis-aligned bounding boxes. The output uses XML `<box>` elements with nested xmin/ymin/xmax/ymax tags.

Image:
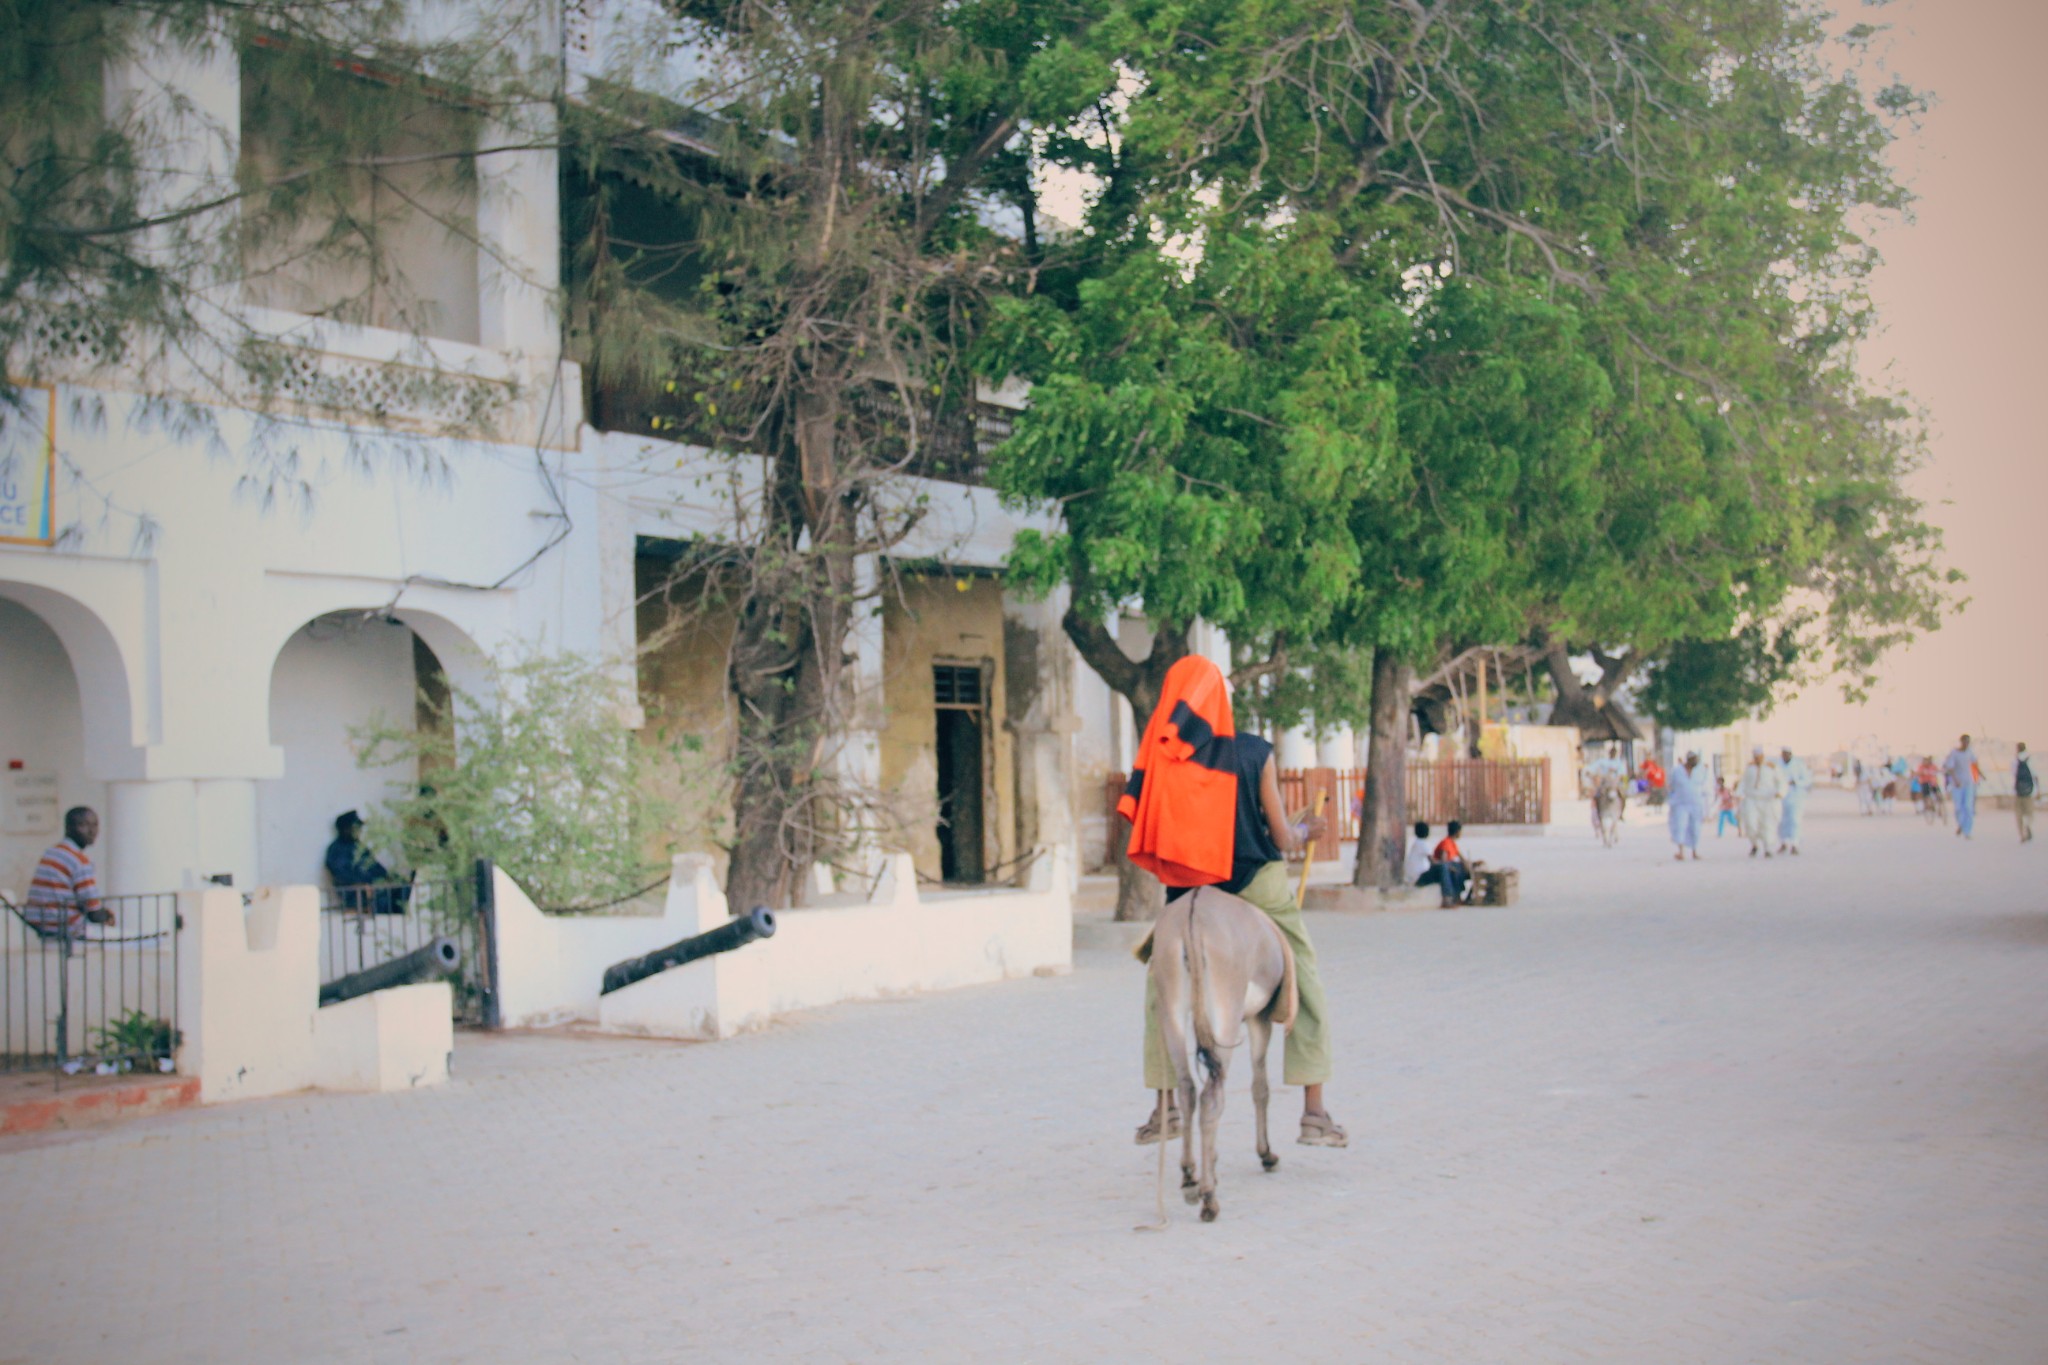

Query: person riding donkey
<box><xmin>1124</xmin><ymin>655</ymin><xmax>1347</xmax><ymax>1150</ymax></box>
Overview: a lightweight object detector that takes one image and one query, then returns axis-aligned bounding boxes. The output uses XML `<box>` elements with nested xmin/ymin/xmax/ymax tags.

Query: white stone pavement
<box><xmin>4</xmin><ymin>790</ymin><xmax>2046</xmax><ymax>1364</ymax></box>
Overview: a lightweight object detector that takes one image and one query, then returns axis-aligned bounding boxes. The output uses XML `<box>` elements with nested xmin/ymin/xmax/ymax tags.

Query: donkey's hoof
<box><xmin>1260</xmin><ymin>1153</ymin><xmax>1280</xmax><ymax>1172</ymax></box>
<box><xmin>1183</xmin><ymin>1185</ymin><xmax>1202</xmax><ymax>1206</ymax></box>
<box><xmin>1200</xmin><ymin>1196</ymin><xmax>1220</xmax><ymax>1223</ymax></box>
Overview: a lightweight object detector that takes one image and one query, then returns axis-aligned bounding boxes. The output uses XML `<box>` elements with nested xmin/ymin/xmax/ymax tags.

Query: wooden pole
<box><xmin>1297</xmin><ymin>788</ymin><xmax>1328</xmax><ymax>907</ymax></box>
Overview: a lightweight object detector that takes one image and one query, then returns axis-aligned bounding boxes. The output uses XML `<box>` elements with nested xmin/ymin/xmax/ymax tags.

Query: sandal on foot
<box><xmin>1134</xmin><ymin>1104</ymin><xmax>1183</xmax><ymax>1145</ymax></box>
<box><xmin>1298</xmin><ymin>1113</ymin><xmax>1349</xmax><ymax>1148</ymax></box>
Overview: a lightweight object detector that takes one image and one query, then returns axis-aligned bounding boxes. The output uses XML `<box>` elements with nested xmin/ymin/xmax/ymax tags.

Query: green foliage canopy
<box><xmin>988</xmin><ymin>0</ymin><xmax>1953</xmax><ymax>725</ymax></box>
<box><xmin>1640</xmin><ymin>623</ymin><xmax>1804</xmax><ymax>732</ymax></box>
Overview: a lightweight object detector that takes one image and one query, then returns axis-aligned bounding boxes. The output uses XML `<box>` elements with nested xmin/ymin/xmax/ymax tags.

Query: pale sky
<box><xmin>1766</xmin><ymin>0</ymin><xmax>2048</xmax><ymax>756</ymax></box>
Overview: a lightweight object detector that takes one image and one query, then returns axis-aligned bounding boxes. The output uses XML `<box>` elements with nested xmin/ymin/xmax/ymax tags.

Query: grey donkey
<box><xmin>1142</xmin><ymin>885</ymin><xmax>1292</xmax><ymax>1226</ymax></box>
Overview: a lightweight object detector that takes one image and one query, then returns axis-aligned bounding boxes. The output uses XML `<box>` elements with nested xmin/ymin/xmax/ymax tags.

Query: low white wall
<box><xmin>489</xmin><ymin>859</ymin><xmax>709</xmax><ymax>1029</ymax></box>
<box><xmin>492</xmin><ymin>849</ymin><xmax>1073</xmax><ymax>1040</ymax></box>
<box><xmin>176</xmin><ymin>885</ymin><xmax>453</xmax><ymax>1102</ymax></box>
<box><xmin>309</xmin><ymin>983</ymin><xmax>452</xmax><ymax>1092</ymax></box>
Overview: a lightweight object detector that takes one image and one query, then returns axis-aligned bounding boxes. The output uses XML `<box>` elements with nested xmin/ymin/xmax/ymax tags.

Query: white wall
<box><xmin>0</xmin><ymin>597</ymin><xmax>104</xmax><ymax>895</ymax></box>
<box><xmin>491</xmin><ymin>849</ymin><xmax>1073</xmax><ymax>1038</ymax></box>
<box><xmin>596</xmin><ymin>850</ymin><xmax>1074</xmax><ymax>1040</ymax></box>
<box><xmin>1508</xmin><ymin>724</ymin><xmax>1584</xmax><ymax>829</ymax></box>
<box><xmin>258</xmin><ymin>618</ymin><xmax>420</xmax><ymax>889</ymax></box>
<box><xmin>177</xmin><ymin>884</ymin><xmax>451</xmax><ymax>1101</ymax></box>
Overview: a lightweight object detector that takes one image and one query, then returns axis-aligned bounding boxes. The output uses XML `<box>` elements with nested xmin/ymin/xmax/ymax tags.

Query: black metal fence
<box><xmin>319</xmin><ymin>871</ymin><xmax>497</xmax><ymax>1028</ymax></box>
<box><xmin>1</xmin><ymin>892</ymin><xmax>181</xmax><ymax>1075</ymax></box>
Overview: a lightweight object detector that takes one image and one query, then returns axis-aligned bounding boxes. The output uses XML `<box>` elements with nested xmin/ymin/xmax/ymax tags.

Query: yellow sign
<box><xmin>0</xmin><ymin>383</ymin><xmax>56</xmax><ymax>546</ymax></box>
<box><xmin>1478</xmin><ymin>722</ymin><xmax>1513</xmax><ymax>761</ymax></box>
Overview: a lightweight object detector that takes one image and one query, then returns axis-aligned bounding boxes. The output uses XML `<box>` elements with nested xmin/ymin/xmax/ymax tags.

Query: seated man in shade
<box><xmin>324</xmin><ymin>811</ymin><xmax>409</xmax><ymax>914</ymax></box>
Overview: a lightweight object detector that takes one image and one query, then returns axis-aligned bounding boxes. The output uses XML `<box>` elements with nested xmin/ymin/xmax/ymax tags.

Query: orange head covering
<box><xmin>1117</xmin><ymin>655</ymin><xmax>1240</xmax><ymax>887</ymax></box>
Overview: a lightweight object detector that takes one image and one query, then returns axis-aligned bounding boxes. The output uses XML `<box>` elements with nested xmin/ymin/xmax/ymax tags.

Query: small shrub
<box><xmin>355</xmin><ymin>649</ymin><xmax>680</xmax><ymax>912</ymax></box>
<box><xmin>90</xmin><ymin>1009</ymin><xmax>179</xmax><ymax>1070</ymax></box>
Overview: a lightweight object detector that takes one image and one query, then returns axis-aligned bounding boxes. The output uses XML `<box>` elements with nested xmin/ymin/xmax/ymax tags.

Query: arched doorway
<box><xmin>257</xmin><ymin>610</ymin><xmax>475</xmax><ymax>890</ymax></box>
<box><xmin>0</xmin><ymin>596</ymin><xmax>101</xmax><ymax>897</ymax></box>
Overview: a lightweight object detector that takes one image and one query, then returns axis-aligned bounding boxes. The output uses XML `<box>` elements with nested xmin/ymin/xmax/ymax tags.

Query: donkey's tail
<box><xmin>1186</xmin><ymin>893</ymin><xmax>1222</xmax><ymax>1083</ymax></box>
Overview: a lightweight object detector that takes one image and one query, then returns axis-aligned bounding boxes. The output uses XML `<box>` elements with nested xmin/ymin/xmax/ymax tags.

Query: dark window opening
<box><xmin>934</xmin><ymin>663</ymin><xmax>987</xmax><ymax>883</ymax></box>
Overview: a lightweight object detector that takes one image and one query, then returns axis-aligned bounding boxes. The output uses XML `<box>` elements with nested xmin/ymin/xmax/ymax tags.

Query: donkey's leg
<box><xmin>1150</xmin><ymin>914</ymin><xmax>1202</xmax><ymax>1205</ymax></box>
<box><xmin>1197</xmin><ymin>1050</ymin><xmax>1228</xmax><ymax>1222</ymax></box>
<box><xmin>1249</xmin><ymin>1013</ymin><xmax>1277</xmax><ymax>1172</ymax></box>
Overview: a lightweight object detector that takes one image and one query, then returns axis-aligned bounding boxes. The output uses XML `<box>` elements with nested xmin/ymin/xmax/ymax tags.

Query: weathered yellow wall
<box><xmin>635</xmin><ymin>558</ymin><xmax>736</xmax><ymax>866</ymax></box>
<box><xmin>880</xmin><ymin>572</ymin><xmax>1015</xmax><ymax>884</ymax></box>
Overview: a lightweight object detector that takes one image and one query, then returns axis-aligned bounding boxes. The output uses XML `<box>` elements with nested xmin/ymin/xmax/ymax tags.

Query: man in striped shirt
<box><xmin>23</xmin><ymin>806</ymin><xmax>112</xmax><ymax>937</ymax></box>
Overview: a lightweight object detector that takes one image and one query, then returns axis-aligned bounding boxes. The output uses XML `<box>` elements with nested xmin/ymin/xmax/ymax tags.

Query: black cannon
<box><xmin>601</xmin><ymin>906</ymin><xmax>776</xmax><ymax>996</ymax></box>
<box><xmin>320</xmin><ymin>936</ymin><xmax>463</xmax><ymax>1007</ymax></box>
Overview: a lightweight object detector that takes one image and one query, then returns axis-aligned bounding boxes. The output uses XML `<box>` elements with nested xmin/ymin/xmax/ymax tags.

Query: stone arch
<box><xmin>0</xmin><ymin>583</ymin><xmax>138</xmax><ymax>897</ymax></box>
<box><xmin>0</xmin><ymin>580</ymin><xmax>144</xmax><ymax>779</ymax></box>
<box><xmin>257</xmin><ymin>605</ymin><xmax>490</xmax><ymax>889</ymax></box>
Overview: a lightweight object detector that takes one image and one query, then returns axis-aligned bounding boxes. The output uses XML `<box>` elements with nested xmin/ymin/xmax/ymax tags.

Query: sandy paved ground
<box><xmin>3</xmin><ymin>790</ymin><xmax>2045</xmax><ymax>1363</ymax></box>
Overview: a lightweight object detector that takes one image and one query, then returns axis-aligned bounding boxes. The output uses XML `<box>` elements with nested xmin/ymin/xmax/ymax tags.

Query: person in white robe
<box><xmin>1666</xmin><ymin>751</ymin><xmax>1710</xmax><ymax>861</ymax></box>
<box><xmin>1737</xmin><ymin>747</ymin><xmax>1786</xmax><ymax>858</ymax></box>
<box><xmin>1776</xmin><ymin>747</ymin><xmax>1814</xmax><ymax>854</ymax></box>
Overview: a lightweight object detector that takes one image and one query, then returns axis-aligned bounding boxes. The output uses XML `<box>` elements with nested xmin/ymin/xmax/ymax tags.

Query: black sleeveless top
<box><xmin>1165</xmin><ymin>733</ymin><xmax>1283</xmax><ymax>899</ymax></box>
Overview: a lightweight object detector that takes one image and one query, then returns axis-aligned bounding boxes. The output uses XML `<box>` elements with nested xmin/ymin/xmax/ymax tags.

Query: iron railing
<box><xmin>1</xmin><ymin>892</ymin><xmax>181</xmax><ymax>1075</ymax></box>
<box><xmin>319</xmin><ymin>874</ymin><xmax>497</xmax><ymax>1027</ymax></box>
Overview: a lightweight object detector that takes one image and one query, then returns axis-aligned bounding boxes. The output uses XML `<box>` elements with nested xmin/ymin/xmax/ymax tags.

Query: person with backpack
<box><xmin>2014</xmin><ymin>742</ymin><xmax>2036</xmax><ymax>843</ymax></box>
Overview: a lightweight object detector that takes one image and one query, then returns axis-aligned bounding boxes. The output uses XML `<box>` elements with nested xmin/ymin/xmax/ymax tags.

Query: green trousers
<box><xmin>1143</xmin><ymin>860</ymin><xmax>1333</xmax><ymax>1089</ymax></box>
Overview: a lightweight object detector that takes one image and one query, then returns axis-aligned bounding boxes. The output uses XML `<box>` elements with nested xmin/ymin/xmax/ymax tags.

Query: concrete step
<box><xmin>0</xmin><ymin>1071</ymin><xmax>199</xmax><ymax>1138</ymax></box>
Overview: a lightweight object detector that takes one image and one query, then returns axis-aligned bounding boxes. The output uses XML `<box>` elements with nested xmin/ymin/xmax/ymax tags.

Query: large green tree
<box><xmin>988</xmin><ymin>0</ymin><xmax>1951</xmax><ymax>911</ymax></box>
<box><xmin>983</xmin><ymin>224</ymin><xmax>1401</xmax><ymax>916</ymax></box>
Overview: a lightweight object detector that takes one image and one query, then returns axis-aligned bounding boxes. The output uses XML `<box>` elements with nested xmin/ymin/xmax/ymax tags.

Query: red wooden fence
<box><xmin>1396</xmin><ymin>759</ymin><xmax>1550</xmax><ymax>827</ymax></box>
<box><xmin>1297</xmin><ymin>761</ymin><xmax>1552</xmax><ymax>837</ymax></box>
<box><xmin>1107</xmin><ymin>759</ymin><xmax>1552</xmax><ymax>857</ymax></box>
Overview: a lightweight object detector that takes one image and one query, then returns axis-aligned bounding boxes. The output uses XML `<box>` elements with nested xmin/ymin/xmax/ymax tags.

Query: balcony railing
<box><xmin>591</xmin><ymin>378</ymin><xmax>1016</xmax><ymax>485</ymax></box>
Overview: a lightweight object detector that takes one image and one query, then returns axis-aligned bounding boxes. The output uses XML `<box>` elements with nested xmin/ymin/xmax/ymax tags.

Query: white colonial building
<box><xmin>0</xmin><ymin>2</ymin><xmax>1142</xmax><ymax>905</ymax></box>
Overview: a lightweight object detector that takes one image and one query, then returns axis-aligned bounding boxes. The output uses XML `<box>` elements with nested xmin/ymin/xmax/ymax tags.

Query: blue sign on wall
<box><xmin>0</xmin><ymin>384</ymin><xmax>55</xmax><ymax>546</ymax></box>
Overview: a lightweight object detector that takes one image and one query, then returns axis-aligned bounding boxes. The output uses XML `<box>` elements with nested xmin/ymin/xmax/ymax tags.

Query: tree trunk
<box><xmin>1063</xmin><ymin>606</ymin><xmax>1188</xmax><ymax>921</ymax></box>
<box><xmin>724</xmin><ymin>389</ymin><xmax>854</xmax><ymax>914</ymax></box>
<box><xmin>1352</xmin><ymin>646</ymin><xmax>1412</xmax><ymax>892</ymax></box>
<box><xmin>726</xmin><ymin>567</ymin><xmax>822</xmax><ymax>914</ymax></box>
<box><xmin>1541</xmin><ymin>641</ymin><xmax>1641</xmax><ymax>738</ymax></box>
<box><xmin>1109</xmin><ymin>837</ymin><xmax>1163</xmax><ymax>926</ymax></box>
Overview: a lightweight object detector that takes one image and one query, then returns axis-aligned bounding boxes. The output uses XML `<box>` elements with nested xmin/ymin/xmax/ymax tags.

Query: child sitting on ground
<box><xmin>1420</xmin><ymin>820</ymin><xmax>1472</xmax><ymax>908</ymax></box>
